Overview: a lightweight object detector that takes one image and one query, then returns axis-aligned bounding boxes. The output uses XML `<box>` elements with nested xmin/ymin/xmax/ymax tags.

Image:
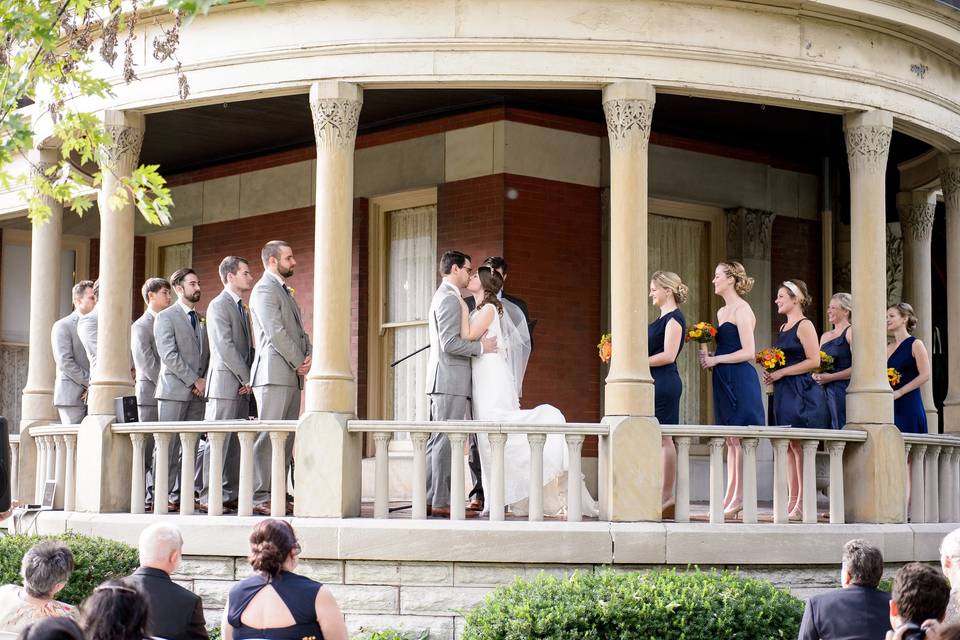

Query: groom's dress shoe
<box><xmin>467</xmin><ymin>500</ymin><xmax>484</xmax><ymax>512</ymax></box>
<box><xmin>427</xmin><ymin>506</ymin><xmax>479</xmax><ymax>519</ymax></box>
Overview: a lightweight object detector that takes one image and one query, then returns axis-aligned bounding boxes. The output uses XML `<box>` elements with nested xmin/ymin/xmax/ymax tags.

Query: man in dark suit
<box><xmin>797</xmin><ymin>539</ymin><xmax>892</xmax><ymax>640</ymax></box>
<box><xmin>125</xmin><ymin>522</ymin><xmax>207</xmax><ymax>640</ymax></box>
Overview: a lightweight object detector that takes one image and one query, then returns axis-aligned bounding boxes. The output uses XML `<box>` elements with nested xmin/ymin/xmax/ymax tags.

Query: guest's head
<box><xmin>16</xmin><ymin>617</ymin><xmax>84</xmax><ymax>640</ymax></box>
<box><xmin>220</xmin><ymin>256</ymin><xmax>254</xmax><ymax>294</ymax></box>
<box><xmin>169</xmin><ymin>268</ymin><xmax>200</xmax><ymax>305</ymax></box>
<box><xmin>72</xmin><ymin>281</ymin><xmax>96</xmax><ymax>315</ymax></box>
<box><xmin>839</xmin><ymin>539</ymin><xmax>883</xmax><ymax>588</ymax></box>
<box><xmin>890</xmin><ymin>563</ymin><xmax>951</xmax><ymax>629</ymax></box>
<box><xmin>140</xmin><ymin>277</ymin><xmax>171</xmax><ymax>313</ymax></box>
<box><xmin>261</xmin><ymin>241</ymin><xmax>295</xmax><ymax>278</ymax></box>
<box><xmin>888</xmin><ymin>302</ymin><xmax>919</xmax><ymax>335</ymax></box>
<box><xmin>248</xmin><ymin>519</ymin><xmax>301</xmax><ymax>576</ymax></box>
<box><xmin>775</xmin><ymin>279</ymin><xmax>811</xmax><ymax>316</ymax></box>
<box><xmin>20</xmin><ymin>541</ymin><xmax>74</xmax><ymax>600</ymax></box>
<box><xmin>138</xmin><ymin>522</ymin><xmax>183</xmax><ymax>575</ymax></box>
<box><xmin>828</xmin><ymin>292</ymin><xmax>853</xmax><ymax>325</ymax></box>
<box><xmin>482</xmin><ymin>256</ymin><xmax>508</xmax><ymax>280</ymax></box>
<box><xmin>439</xmin><ymin>250</ymin><xmax>472</xmax><ymax>288</ymax></box>
<box><xmin>91</xmin><ymin>280</ymin><xmax>99</xmax><ymax>302</ymax></box>
<box><xmin>650</xmin><ymin>271</ymin><xmax>688</xmax><ymax>307</ymax></box>
<box><xmin>714</xmin><ymin>261</ymin><xmax>754</xmax><ymax>297</ymax></box>
<box><xmin>81</xmin><ymin>581</ymin><xmax>148</xmax><ymax>640</ymax></box>
<box><xmin>940</xmin><ymin>528</ymin><xmax>960</xmax><ymax>587</ymax></box>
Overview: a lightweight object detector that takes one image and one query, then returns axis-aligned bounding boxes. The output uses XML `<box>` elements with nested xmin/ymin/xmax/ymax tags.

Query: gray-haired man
<box><xmin>52</xmin><ymin>281</ymin><xmax>95</xmax><ymax>425</ymax></box>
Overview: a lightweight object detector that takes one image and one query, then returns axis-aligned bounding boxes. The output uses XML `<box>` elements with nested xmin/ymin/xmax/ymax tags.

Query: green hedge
<box><xmin>0</xmin><ymin>532</ymin><xmax>139</xmax><ymax>605</ymax></box>
<box><xmin>462</xmin><ymin>569</ymin><xmax>804</xmax><ymax>639</ymax></box>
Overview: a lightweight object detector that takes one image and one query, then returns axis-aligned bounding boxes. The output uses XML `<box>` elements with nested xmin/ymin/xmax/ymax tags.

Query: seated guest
<box><xmin>222</xmin><ymin>519</ymin><xmax>347</xmax><ymax>640</ymax></box>
<box><xmin>0</xmin><ymin>542</ymin><xmax>78</xmax><ymax>632</ymax></box>
<box><xmin>797</xmin><ymin>539</ymin><xmax>891</xmax><ymax>640</ymax></box>
<box><xmin>16</xmin><ymin>617</ymin><xmax>84</xmax><ymax>640</ymax></box>
<box><xmin>124</xmin><ymin>523</ymin><xmax>207</xmax><ymax>640</ymax></box>
<box><xmin>889</xmin><ymin>563</ymin><xmax>951</xmax><ymax>640</ymax></box>
<box><xmin>80</xmin><ymin>581</ymin><xmax>149</xmax><ymax>640</ymax></box>
<box><xmin>942</xmin><ymin>528</ymin><xmax>960</xmax><ymax>624</ymax></box>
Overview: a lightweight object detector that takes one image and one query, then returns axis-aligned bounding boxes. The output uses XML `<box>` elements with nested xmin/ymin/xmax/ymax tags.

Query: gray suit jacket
<box><xmin>206</xmin><ymin>289</ymin><xmax>254</xmax><ymax>399</ymax></box>
<box><xmin>249</xmin><ymin>274</ymin><xmax>310</xmax><ymax>389</ymax></box>
<box><xmin>425</xmin><ymin>281</ymin><xmax>481</xmax><ymax>398</ymax></box>
<box><xmin>77</xmin><ymin>306</ymin><xmax>98</xmax><ymax>374</ymax></box>
<box><xmin>131</xmin><ymin>312</ymin><xmax>160</xmax><ymax>407</ymax></box>
<box><xmin>154</xmin><ymin>304</ymin><xmax>210</xmax><ymax>402</ymax></box>
<box><xmin>52</xmin><ymin>311</ymin><xmax>90</xmax><ymax>407</ymax></box>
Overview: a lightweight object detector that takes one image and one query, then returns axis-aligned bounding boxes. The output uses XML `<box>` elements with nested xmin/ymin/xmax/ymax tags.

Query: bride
<box><xmin>456</xmin><ymin>265</ymin><xmax>599</xmax><ymax>518</ymax></box>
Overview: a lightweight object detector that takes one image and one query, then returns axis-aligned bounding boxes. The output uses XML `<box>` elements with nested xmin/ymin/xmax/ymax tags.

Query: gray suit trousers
<box><xmin>58</xmin><ymin>406</ymin><xmax>86</xmax><ymax>426</ymax></box>
<box><xmin>156</xmin><ymin>398</ymin><xmax>205</xmax><ymax>503</ymax></box>
<box><xmin>200</xmin><ymin>397</ymin><xmax>247</xmax><ymax>503</ymax></box>
<box><xmin>137</xmin><ymin>406</ymin><xmax>158</xmax><ymax>503</ymax></box>
<box><xmin>252</xmin><ymin>384</ymin><xmax>298</xmax><ymax>504</ymax></box>
<box><xmin>426</xmin><ymin>393</ymin><xmax>468</xmax><ymax>509</ymax></box>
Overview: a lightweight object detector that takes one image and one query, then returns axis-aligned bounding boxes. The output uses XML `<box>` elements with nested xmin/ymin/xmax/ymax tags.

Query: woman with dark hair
<box><xmin>222</xmin><ymin>520</ymin><xmax>347</xmax><ymax>640</ymax></box>
<box><xmin>887</xmin><ymin>302</ymin><xmax>930</xmax><ymax>434</ymax></box>
<box><xmin>16</xmin><ymin>617</ymin><xmax>85</xmax><ymax>640</ymax></box>
<box><xmin>0</xmin><ymin>542</ymin><xmax>78</xmax><ymax>632</ymax></box>
<box><xmin>80</xmin><ymin>581</ymin><xmax>148</xmax><ymax>640</ymax></box>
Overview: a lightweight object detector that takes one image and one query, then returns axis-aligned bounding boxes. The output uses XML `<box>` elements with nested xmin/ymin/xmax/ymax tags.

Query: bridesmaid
<box><xmin>813</xmin><ymin>293</ymin><xmax>853</xmax><ymax>429</ymax></box>
<box><xmin>764</xmin><ymin>279</ymin><xmax>829</xmax><ymax>520</ymax></box>
<box><xmin>648</xmin><ymin>270</ymin><xmax>688</xmax><ymax>517</ymax></box>
<box><xmin>887</xmin><ymin>303</ymin><xmax>930</xmax><ymax>434</ymax></box>
<box><xmin>699</xmin><ymin>261</ymin><xmax>765</xmax><ymax>518</ymax></box>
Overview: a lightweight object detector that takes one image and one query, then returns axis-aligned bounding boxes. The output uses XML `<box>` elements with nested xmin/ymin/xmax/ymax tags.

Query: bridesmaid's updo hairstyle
<box><xmin>832</xmin><ymin>292</ymin><xmax>853</xmax><ymax>320</ymax></box>
<box><xmin>249</xmin><ymin>519</ymin><xmax>297</xmax><ymax>576</ymax></box>
<box><xmin>477</xmin><ymin>265</ymin><xmax>504</xmax><ymax>317</ymax></box>
<box><xmin>718</xmin><ymin>261</ymin><xmax>755</xmax><ymax>295</ymax></box>
<box><xmin>781</xmin><ymin>279</ymin><xmax>812</xmax><ymax>309</ymax></box>
<box><xmin>889</xmin><ymin>302</ymin><xmax>919</xmax><ymax>333</ymax></box>
<box><xmin>651</xmin><ymin>270</ymin><xmax>689</xmax><ymax>305</ymax></box>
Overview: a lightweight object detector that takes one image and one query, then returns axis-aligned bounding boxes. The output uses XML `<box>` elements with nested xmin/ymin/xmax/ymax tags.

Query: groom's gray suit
<box><xmin>425</xmin><ymin>280</ymin><xmax>482</xmax><ymax>509</ymax></box>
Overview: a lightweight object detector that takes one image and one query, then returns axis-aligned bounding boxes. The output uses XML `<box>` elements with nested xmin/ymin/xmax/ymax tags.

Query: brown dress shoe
<box><xmin>428</xmin><ymin>507</ymin><xmax>479</xmax><ymax>519</ymax></box>
<box><xmin>253</xmin><ymin>502</ymin><xmax>272</xmax><ymax>516</ymax></box>
<box><xmin>467</xmin><ymin>500</ymin><xmax>484</xmax><ymax>512</ymax></box>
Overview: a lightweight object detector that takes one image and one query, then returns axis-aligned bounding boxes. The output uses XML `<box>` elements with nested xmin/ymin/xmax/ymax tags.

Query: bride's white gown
<box><xmin>471</xmin><ymin>310</ymin><xmax>599</xmax><ymax>518</ymax></box>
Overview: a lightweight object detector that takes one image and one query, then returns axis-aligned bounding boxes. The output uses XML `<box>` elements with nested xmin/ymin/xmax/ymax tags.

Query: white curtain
<box><xmin>648</xmin><ymin>214</ymin><xmax>708</xmax><ymax>424</ymax></box>
<box><xmin>387</xmin><ymin>204</ymin><xmax>437</xmax><ymax>423</ymax></box>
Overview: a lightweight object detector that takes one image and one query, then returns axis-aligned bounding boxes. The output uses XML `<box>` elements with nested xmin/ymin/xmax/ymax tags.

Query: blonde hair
<box><xmin>651</xmin><ymin>270</ymin><xmax>689</xmax><ymax>305</ymax></box>
<box><xmin>781</xmin><ymin>279</ymin><xmax>812</xmax><ymax>309</ymax></box>
<box><xmin>889</xmin><ymin>302</ymin><xmax>918</xmax><ymax>333</ymax></box>
<box><xmin>831</xmin><ymin>292</ymin><xmax>853</xmax><ymax>320</ymax></box>
<box><xmin>718</xmin><ymin>261</ymin><xmax>755</xmax><ymax>295</ymax></box>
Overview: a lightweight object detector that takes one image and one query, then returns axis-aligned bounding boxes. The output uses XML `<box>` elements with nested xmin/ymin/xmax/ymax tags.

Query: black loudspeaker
<box><xmin>114</xmin><ymin>396</ymin><xmax>139</xmax><ymax>423</ymax></box>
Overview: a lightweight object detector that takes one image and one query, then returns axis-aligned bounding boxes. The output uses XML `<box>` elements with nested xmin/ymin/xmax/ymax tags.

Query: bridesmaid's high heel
<box><xmin>661</xmin><ymin>501</ymin><xmax>676</xmax><ymax>520</ymax></box>
<box><xmin>723</xmin><ymin>501</ymin><xmax>743</xmax><ymax>519</ymax></box>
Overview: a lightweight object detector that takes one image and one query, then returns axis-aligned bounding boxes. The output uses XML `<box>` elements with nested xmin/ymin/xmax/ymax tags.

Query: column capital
<box><xmin>941</xmin><ymin>153</ymin><xmax>960</xmax><ymax>211</ymax></box>
<box><xmin>725</xmin><ymin>207</ymin><xmax>776</xmax><ymax>261</ymax></box>
<box><xmin>843</xmin><ymin>110</ymin><xmax>893</xmax><ymax>176</ymax></box>
<box><xmin>896</xmin><ymin>190</ymin><xmax>937</xmax><ymax>242</ymax></box>
<box><xmin>98</xmin><ymin>110</ymin><xmax>144</xmax><ymax>176</ymax></box>
<box><xmin>602</xmin><ymin>81</ymin><xmax>655</xmax><ymax>151</ymax></box>
<box><xmin>309</xmin><ymin>81</ymin><xmax>363</xmax><ymax>151</ymax></box>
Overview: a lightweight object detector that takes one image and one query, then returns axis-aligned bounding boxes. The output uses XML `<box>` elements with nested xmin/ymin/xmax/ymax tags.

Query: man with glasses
<box><xmin>941</xmin><ymin>528</ymin><xmax>960</xmax><ymax>623</ymax></box>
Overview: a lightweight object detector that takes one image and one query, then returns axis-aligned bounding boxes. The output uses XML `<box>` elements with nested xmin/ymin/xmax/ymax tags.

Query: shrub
<box><xmin>462</xmin><ymin>569</ymin><xmax>804</xmax><ymax>639</ymax></box>
<box><xmin>0</xmin><ymin>532</ymin><xmax>139</xmax><ymax>605</ymax></box>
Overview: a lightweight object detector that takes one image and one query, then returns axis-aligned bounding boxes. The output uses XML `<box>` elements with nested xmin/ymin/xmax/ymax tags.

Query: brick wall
<box><xmin>770</xmin><ymin>217</ymin><xmax>822</xmax><ymax>336</ymax></box>
<box><xmin>353</xmin><ymin>198</ymin><xmax>369</xmax><ymax>419</ymax></box>
<box><xmin>437</xmin><ymin>174</ymin><xmax>505</xmax><ymax>263</ymax></box>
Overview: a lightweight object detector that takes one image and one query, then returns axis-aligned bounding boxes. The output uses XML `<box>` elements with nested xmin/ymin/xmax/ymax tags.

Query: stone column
<box><xmin>941</xmin><ymin>154</ymin><xmax>960</xmax><ymax>432</ymax></box>
<box><xmin>897</xmin><ymin>189</ymin><xmax>938</xmax><ymax>427</ymax></box>
<box><xmin>18</xmin><ymin>149</ymin><xmax>63</xmax><ymax>501</ymax></box>
<box><xmin>841</xmin><ymin>110</ymin><xmax>905</xmax><ymax>523</ymax></box>
<box><xmin>599</xmin><ymin>81</ymin><xmax>661</xmax><ymax>521</ymax></box>
<box><xmin>75</xmin><ymin>110</ymin><xmax>143</xmax><ymax>512</ymax></box>
<box><xmin>294</xmin><ymin>81</ymin><xmax>363</xmax><ymax>517</ymax></box>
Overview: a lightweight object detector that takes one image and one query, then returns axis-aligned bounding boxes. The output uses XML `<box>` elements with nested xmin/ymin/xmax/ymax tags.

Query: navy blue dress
<box><xmin>888</xmin><ymin>336</ymin><xmax>928</xmax><ymax>434</ymax></box>
<box><xmin>772</xmin><ymin>319</ymin><xmax>830</xmax><ymax>428</ymax></box>
<box><xmin>821</xmin><ymin>326</ymin><xmax>852</xmax><ymax>429</ymax></box>
<box><xmin>227</xmin><ymin>571</ymin><xmax>324</xmax><ymax>640</ymax></box>
<box><xmin>712</xmin><ymin>322</ymin><xmax>766</xmax><ymax>426</ymax></box>
<box><xmin>649</xmin><ymin>309</ymin><xmax>686</xmax><ymax>425</ymax></box>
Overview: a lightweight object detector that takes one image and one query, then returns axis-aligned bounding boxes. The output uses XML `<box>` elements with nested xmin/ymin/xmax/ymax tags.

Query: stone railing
<box><xmin>347</xmin><ymin>420</ymin><xmax>607</xmax><ymax>522</ymax></box>
<box><xmin>659</xmin><ymin>426</ymin><xmax>868</xmax><ymax>524</ymax></box>
<box><xmin>28</xmin><ymin>425</ymin><xmax>78</xmax><ymax>510</ymax></box>
<box><xmin>111</xmin><ymin>420</ymin><xmax>296</xmax><ymax>517</ymax></box>
<box><xmin>8</xmin><ymin>433</ymin><xmax>19</xmax><ymax>503</ymax></box>
<box><xmin>904</xmin><ymin>433</ymin><xmax>960</xmax><ymax>524</ymax></box>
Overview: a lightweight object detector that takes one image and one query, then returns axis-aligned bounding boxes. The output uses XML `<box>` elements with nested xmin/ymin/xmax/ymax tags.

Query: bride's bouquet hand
<box><xmin>698</xmin><ymin>349</ymin><xmax>716</xmax><ymax>369</ymax></box>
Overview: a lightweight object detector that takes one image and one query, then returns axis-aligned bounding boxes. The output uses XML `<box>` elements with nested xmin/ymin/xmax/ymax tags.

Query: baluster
<box><xmin>940</xmin><ymin>446</ymin><xmax>954</xmax><ymax>523</ymax></box>
<box><xmin>154</xmin><ymin>433</ymin><xmax>172</xmax><ymax>514</ymax></box>
<box><xmin>206</xmin><ymin>433</ymin><xmax>227</xmax><ymax>516</ymax></box>
<box><xmin>802</xmin><ymin>440</ymin><xmax>819</xmax><ymax>524</ymax></box>
<box><xmin>53</xmin><ymin>436</ymin><xmax>65</xmax><ymax>510</ymax></box>
<box><xmin>63</xmin><ymin>435</ymin><xmax>76</xmax><ymax>512</ymax></box>
<box><xmin>10</xmin><ymin>440</ymin><xmax>19</xmax><ymax>503</ymax></box>
<box><xmin>953</xmin><ymin>449</ymin><xmax>960</xmax><ymax>523</ymax></box>
<box><xmin>488</xmin><ymin>433</ymin><xmax>507</xmax><ymax>522</ymax></box>
<box><xmin>925</xmin><ymin>445</ymin><xmax>941</xmax><ymax>523</ymax></box>
<box><xmin>178</xmin><ymin>432</ymin><xmax>199</xmax><ymax>516</ymax></box>
<box><xmin>597</xmin><ymin>434</ymin><xmax>609</xmax><ymax>521</ymax></box>
<box><xmin>909</xmin><ymin>444</ymin><xmax>926</xmax><ymax>523</ymax></box>
<box><xmin>129</xmin><ymin>434</ymin><xmax>147</xmax><ymax>514</ymax></box>
<box><xmin>44</xmin><ymin>436</ymin><xmax>55</xmax><ymax>490</ymax></box>
<box><xmin>827</xmin><ymin>441</ymin><xmax>846</xmax><ymax>524</ymax></box>
<box><xmin>741</xmin><ymin>438</ymin><xmax>759</xmax><ymax>524</ymax></box>
<box><xmin>566</xmin><ymin>434</ymin><xmax>585</xmax><ymax>523</ymax></box>
<box><xmin>373</xmin><ymin>432</ymin><xmax>392</xmax><ymax>519</ymax></box>
<box><xmin>33</xmin><ymin>436</ymin><xmax>45</xmax><ymax>503</ymax></box>
<box><xmin>527</xmin><ymin>434</ymin><xmax>546</xmax><ymax>522</ymax></box>
<box><xmin>674</xmin><ymin>437</ymin><xmax>691</xmax><ymax>523</ymax></box>
<box><xmin>708</xmin><ymin>438</ymin><xmax>725</xmax><ymax>524</ymax></box>
<box><xmin>411</xmin><ymin>432</ymin><xmax>429</xmax><ymax>520</ymax></box>
<box><xmin>269</xmin><ymin>432</ymin><xmax>288</xmax><ymax>517</ymax></box>
<box><xmin>449</xmin><ymin>432</ymin><xmax>467</xmax><ymax>521</ymax></box>
<box><xmin>237</xmin><ymin>432</ymin><xmax>256</xmax><ymax>517</ymax></box>
<box><xmin>904</xmin><ymin>444</ymin><xmax>913</xmax><ymax>523</ymax></box>
<box><xmin>772</xmin><ymin>438</ymin><xmax>790</xmax><ymax>524</ymax></box>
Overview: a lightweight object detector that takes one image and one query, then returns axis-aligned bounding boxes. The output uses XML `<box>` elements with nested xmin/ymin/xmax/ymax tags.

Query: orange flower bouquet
<box><xmin>814</xmin><ymin>351</ymin><xmax>835</xmax><ymax>374</ymax></box>
<box><xmin>888</xmin><ymin>367</ymin><xmax>902</xmax><ymax>388</ymax></box>
<box><xmin>755</xmin><ymin>347</ymin><xmax>786</xmax><ymax>371</ymax></box>
<box><xmin>597</xmin><ymin>333</ymin><xmax>612</xmax><ymax>364</ymax></box>
<box><xmin>685</xmin><ymin>321</ymin><xmax>718</xmax><ymax>354</ymax></box>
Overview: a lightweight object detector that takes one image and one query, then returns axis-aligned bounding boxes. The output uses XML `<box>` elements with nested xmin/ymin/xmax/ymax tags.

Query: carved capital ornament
<box><xmin>844</xmin><ymin>125</ymin><xmax>892</xmax><ymax>175</ymax></box>
<box><xmin>898</xmin><ymin>202</ymin><xmax>936</xmax><ymax>243</ymax></box>
<box><xmin>100</xmin><ymin>125</ymin><xmax>144</xmax><ymax>175</ymax></box>
<box><xmin>603</xmin><ymin>99</ymin><xmax>654</xmax><ymax>151</ymax></box>
<box><xmin>310</xmin><ymin>97</ymin><xmax>363</xmax><ymax>151</ymax></box>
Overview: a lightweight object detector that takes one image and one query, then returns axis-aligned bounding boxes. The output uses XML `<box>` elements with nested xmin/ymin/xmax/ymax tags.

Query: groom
<box><xmin>425</xmin><ymin>250</ymin><xmax>497</xmax><ymax>518</ymax></box>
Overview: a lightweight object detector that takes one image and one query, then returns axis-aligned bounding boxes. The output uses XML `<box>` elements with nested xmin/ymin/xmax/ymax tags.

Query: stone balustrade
<box><xmin>904</xmin><ymin>434</ymin><xmax>960</xmax><ymax>524</ymax></box>
<box><xmin>28</xmin><ymin>425</ymin><xmax>78</xmax><ymax>511</ymax></box>
<box><xmin>8</xmin><ymin>433</ymin><xmax>19</xmax><ymax>503</ymax></box>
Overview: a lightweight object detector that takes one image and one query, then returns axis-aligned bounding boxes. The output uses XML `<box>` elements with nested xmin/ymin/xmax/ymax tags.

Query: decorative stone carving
<box><xmin>310</xmin><ymin>98</ymin><xmax>363</xmax><ymax>151</ymax></box>
<box><xmin>942</xmin><ymin>163</ymin><xmax>960</xmax><ymax>211</ymax></box>
<box><xmin>725</xmin><ymin>207</ymin><xmax>776</xmax><ymax>260</ymax></box>
<box><xmin>898</xmin><ymin>201</ymin><xmax>936</xmax><ymax>243</ymax></box>
<box><xmin>602</xmin><ymin>99</ymin><xmax>654</xmax><ymax>151</ymax></box>
<box><xmin>886</xmin><ymin>223</ymin><xmax>903</xmax><ymax>305</ymax></box>
<box><xmin>844</xmin><ymin>125</ymin><xmax>892</xmax><ymax>175</ymax></box>
<box><xmin>100</xmin><ymin>124</ymin><xmax>144</xmax><ymax>174</ymax></box>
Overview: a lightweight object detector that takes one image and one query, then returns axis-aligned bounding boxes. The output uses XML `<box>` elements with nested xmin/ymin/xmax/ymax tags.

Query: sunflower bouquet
<box><xmin>888</xmin><ymin>367</ymin><xmax>902</xmax><ymax>388</ymax></box>
<box><xmin>755</xmin><ymin>347</ymin><xmax>786</xmax><ymax>372</ymax></box>
<box><xmin>597</xmin><ymin>333</ymin><xmax>612</xmax><ymax>364</ymax></box>
<box><xmin>685</xmin><ymin>321</ymin><xmax>718</xmax><ymax>354</ymax></box>
<box><xmin>814</xmin><ymin>351</ymin><xmax>835</xmax><ymax>374</ymax></box>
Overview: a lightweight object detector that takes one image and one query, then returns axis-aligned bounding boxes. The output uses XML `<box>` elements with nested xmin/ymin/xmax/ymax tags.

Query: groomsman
<box><xmin>52</xmin><ymin>281</ymin><xmax>95</xmax><ymax>425</ymax></box>
<box><xmin>132</xmin><ymin>278</ymin><xmax>172</xmax><ymax>423</ymax></box>
<box><xmin>200</xmin><ymin>256</ymin><xmax>255</xmax><ymax>512</ymax></box>
<box><xmin>154</xmin><ymin>268</ymin><xmax>209</xmax><ymax>510</ymax></box>
<box><xmin>249</xmin><ymin>241</ymin><xmax>310</xmax><ymax>515</ymax></box>
<box><xmin>77</xmin><ymin>280</ymin><xmax>99</xmax><ymax>375</ymax></box>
